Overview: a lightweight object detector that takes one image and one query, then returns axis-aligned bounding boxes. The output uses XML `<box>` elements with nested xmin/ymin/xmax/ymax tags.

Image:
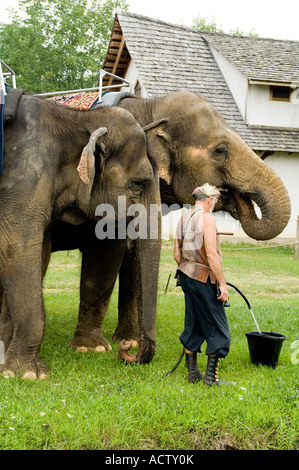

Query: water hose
<box><xmin>226</xmin><ymin>282</ymin><xmax>252</xmax><ymax>309</ymax></box>
<box><xmin>162</xmin><ymin>348</ymin><xmax>185</xmax><ymax>377</ymax></box>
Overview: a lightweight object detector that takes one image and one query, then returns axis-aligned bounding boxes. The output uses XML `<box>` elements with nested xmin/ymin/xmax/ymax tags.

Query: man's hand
<box><xmin>217</xmin><ymin>283</ymin><xmax>229</xmax><ymax>302</ymax></box>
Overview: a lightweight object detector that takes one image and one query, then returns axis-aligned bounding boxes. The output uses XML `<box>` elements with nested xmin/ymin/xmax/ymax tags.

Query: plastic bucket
<box><xmin>245</xmin><ymin>331</ymin><xmax>287</xmax><ymax>368</ymax></box>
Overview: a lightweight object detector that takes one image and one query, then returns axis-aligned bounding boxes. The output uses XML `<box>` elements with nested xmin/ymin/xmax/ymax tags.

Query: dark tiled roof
<box><xmin>108</xmin><ymin>12</ymin><xmax>299</xmax><ymax>152</ymax></box>
<box><xmin>201</xmin><ymin>31</ymin><xmax>299</xmax><ymax>85</ymax></box>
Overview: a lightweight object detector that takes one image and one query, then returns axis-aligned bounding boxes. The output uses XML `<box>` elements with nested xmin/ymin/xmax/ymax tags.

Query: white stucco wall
<box><xmin>210</xmin><ymin>45</ymin><xmax>248</xmax><ymax>120</ymax></box>
<box><xmin>122</xmin><ymin>60</ymin><xmax>149</xmax><ymax>97</ymax></box>
<box><xmin>248</xmin><ymin>85</ymin><xmax>299</xmax><ymax>128</ymax></box>
<box><xmin>265</xmin><ymin>152</ymin><xmax>299</xmax><ymax>238</ymax></box>
<box><xmin>162</xmin><ymin>208</ymin><xmax>243</xmax><ymax>240</ymax></box>
<box><xmin>210</xmin><ymin>46</ymin><xmax>299</xmax><ymax>128</ymax></box>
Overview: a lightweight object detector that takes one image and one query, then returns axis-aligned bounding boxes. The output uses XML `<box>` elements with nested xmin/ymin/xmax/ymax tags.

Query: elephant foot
<box><xmin>70</xmin><ymin>329</ymin><xmax>112</xmax><ymax>353</ymax></box>
<box><xmin>0</xmin><ymin>356</ymin><xmax>50</xmax><ymax>380</ymax></box>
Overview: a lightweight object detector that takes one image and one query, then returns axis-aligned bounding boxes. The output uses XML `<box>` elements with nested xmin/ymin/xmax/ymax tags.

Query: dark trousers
<box><xmin>179</xmin><ymin>272</ymin><xmax>231</xmax><ymax>357</ymax></box>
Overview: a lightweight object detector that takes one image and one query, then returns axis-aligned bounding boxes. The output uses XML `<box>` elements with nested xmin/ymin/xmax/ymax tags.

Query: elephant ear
<box><xmin>143</xmin><ymin>119</ymin><xmax>173</xmax><ymax>185</ymax></box>
<box><xmin>77</xmin><ymin>127</ymin><xmax>107</xmax><ymax>192</ymax></box>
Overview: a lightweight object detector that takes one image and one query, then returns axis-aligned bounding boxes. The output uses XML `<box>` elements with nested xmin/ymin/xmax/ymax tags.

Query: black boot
<box><xmin>204</xmin><ymin>355</ymin><xmax>235</xmax><ymax>386</ymax></box>
<box><xmin>185</xmin><ymin>352</ymin><xmax>204</xmax><ymax>383</ymax></box>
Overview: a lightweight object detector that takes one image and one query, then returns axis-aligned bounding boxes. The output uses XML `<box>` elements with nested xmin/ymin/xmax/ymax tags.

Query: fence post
<box><xmin>296</xmin><ymin>216</ymin><xmax>299</xmax><ymax>260</ymax></box>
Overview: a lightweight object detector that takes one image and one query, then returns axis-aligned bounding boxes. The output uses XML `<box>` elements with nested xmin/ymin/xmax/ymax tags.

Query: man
<box><xmin>174</xmin><ymin>183</ymin><xmax>232</xmax><ymax>386</ymax></box>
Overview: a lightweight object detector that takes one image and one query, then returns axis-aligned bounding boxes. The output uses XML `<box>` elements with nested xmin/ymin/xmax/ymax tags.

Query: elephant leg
<box><xmin>70</xmin><ymin>236</ymin><xmax>127</xmax><ymax>352</ymax></box>
<box><xmin>0</xmin><ymin>251</ymin><xmax>49</xmax><ymax>379</ymax></box>
<box><xmin>0</xmin><ymin>291</ymin><xmax>13</xmax><ymax>352</ymax></box>
<box><xmin>0</xmin><ymin>279</ymin><xmax>2</xmax><ymax>314</ymax></box>
<box><xmin>0</xmin><ymin>279</ymin><xmax>14</xmax><ymax>370</ymax></box>
<box><xmin>42</xmin><ymin>228</ymin><xmax>52</xmax><ymax>279</ymax></box>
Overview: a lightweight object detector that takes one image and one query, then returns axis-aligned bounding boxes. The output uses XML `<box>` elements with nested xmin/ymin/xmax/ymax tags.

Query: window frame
<box><xmin>270</xmin><ymin>85</ymin><xmax>292</xmax><ymax>102</ymax></box>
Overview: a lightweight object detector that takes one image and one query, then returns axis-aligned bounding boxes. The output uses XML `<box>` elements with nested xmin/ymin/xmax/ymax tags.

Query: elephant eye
<box><xmin>130</xmin><ymin>179</ymin><xmax>146</xmax><ymax>191</ymax></box>
<box><xmin>212</xmin><ymin>145</ymin><xmax>228</xmax><ymax>160</ymax></box>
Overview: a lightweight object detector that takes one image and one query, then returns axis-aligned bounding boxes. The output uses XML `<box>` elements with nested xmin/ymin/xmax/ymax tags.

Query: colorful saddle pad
<box><xmin>49</xmin><ymin>92</ymin><xmax>99</xmax><ymax>110</ymax></box>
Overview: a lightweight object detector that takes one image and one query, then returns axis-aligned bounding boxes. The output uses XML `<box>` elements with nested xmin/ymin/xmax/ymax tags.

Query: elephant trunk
<box><xmin>118</xmin><ymin>174</ymin><xmax>161</xmax><ymax>364</ymax></box>
<box><xmin>227</xmin><ymin>140</ymin><xmax>291</xmax><ymax>240</ymax></box>
<box><xmin>117</xmin><ymin>239</ymin><xmax>161</xmax><ymax>365</ymax></box>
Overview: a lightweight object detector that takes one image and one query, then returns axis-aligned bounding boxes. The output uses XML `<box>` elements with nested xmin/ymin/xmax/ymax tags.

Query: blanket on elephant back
<box><xmin>49</xmin><ymin>91</ymin><xmax>100</xmax><ymax>110</ymax></box>
<box><xmin>48</xmin><ymin>90</ymin><xmax>135</xmax><ymax>110</ymax></box>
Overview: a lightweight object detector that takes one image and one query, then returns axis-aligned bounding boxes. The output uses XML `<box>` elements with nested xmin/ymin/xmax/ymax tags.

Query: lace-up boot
<box><xmin>185</xmin><ymin>352</ymin><xmax>204</xmax><ymax>383</ymax></box>
<box><xmin>204</xmin><ymin>355</ymin><xmax>235</xmax><ymax>386</ymax></box>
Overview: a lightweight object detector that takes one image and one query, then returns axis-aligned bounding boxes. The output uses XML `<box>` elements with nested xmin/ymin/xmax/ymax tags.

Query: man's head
<box><xmin>192</xmin><ymin>183</ymin><xmax>221</xmax><ymax>211</ymax></box>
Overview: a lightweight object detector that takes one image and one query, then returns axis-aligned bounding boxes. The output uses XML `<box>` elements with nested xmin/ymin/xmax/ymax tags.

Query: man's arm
<box><xmin>202</xmin><ymin>212</ymin><xmax>229</xmax><ymax>302</ymax></box>
<box><xmin>174</xmin><ymin>216</ymin><xmax>183</xmax><ymax>265</ymax></box>
<box><xmin>174</xmin><ymin>237</ymin><xmax>182</xmax><ymax>264</ymax></box>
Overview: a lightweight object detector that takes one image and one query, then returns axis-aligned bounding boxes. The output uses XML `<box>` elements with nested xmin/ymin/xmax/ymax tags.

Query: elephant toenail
<box><xmin>22</xmin><ymin>371</ymin><xmax>37</xmax><ymax>380</ymax></box>
<box><xmin>39</xmin><ymin>372</ymin><xmax>49</xmax><ymax>380</ymax></box>
<box><xmin>76</xmin><ymin>346</ymin><xmax>88</xmax><ymax>352</ymax></box>
<box><xmin>2</xmin><ymin>370</ymin><xmax>15</xmax><ymax>378</ymax></box>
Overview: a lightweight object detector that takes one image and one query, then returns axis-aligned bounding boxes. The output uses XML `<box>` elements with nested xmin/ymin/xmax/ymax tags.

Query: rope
<box><xmin>222</xmin><ymin>242</ymin><xmax>295</xmax><ymax>250</ymax></box>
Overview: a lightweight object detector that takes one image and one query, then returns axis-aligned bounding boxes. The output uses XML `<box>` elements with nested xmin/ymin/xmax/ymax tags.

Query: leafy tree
<box><xmin>192</xmin><ymin>16</ymin><xmax>225</xmax><ymax>33</ymax></box>
<box><xmin>192</xmin><ymin>15</ymin><xmax>258</xmax><ymax>36</ymax></box>
<box><xmin>0</xmin><ymin>0</ymin><xmax>128</xmax><ymax>93</ymax></box>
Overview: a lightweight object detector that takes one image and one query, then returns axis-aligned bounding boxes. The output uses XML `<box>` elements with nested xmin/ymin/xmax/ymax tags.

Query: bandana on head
<box><xmin>192</xmin><ymin>183</ymin><xmax>221</xmax><ymax>199</ymax></box>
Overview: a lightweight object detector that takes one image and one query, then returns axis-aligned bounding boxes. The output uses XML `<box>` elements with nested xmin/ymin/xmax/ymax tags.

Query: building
<box><xmin>102</xmin><ymin>12</ymin><xmax>299</xmax><ymax>240</ymax></box>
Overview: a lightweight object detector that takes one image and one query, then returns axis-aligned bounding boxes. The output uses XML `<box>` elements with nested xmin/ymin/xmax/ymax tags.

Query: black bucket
<box><xmin>245</xmin><ymin>331</ymin><xmax>287</xmax><ymax>368</ymax></box>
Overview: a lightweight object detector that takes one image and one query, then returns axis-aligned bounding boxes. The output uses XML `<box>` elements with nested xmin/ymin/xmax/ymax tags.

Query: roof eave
<box><xmin>249</xmin><ymin>79</ymin><xmax>299</xmax><ymax>88</ymax></box>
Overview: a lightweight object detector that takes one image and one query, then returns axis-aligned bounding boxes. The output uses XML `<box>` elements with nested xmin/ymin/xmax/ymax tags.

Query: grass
<box><xmin>0</xmin><ymin>242</ymin><xmax>298</xmax><ymax>450</ymax></box>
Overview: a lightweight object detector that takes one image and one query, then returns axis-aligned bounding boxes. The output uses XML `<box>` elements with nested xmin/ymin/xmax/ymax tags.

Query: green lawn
<box><xmin>0</xmin><ymin>242</ymin><xmax>298</xmax><ymax>450</ymax></box>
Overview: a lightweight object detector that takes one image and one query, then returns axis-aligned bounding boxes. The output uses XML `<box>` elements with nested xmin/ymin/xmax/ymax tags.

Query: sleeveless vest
<box><xmin>177</xmin><ymin>206</ymin><xmax>221</xmax><ymax>284</ymax></box>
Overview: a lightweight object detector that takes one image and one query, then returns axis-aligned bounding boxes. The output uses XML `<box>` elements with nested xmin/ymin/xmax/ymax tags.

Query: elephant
<box><xmin>50</xmin><ymin>90</ymin><xmax>291</xmax><ymax>362</ymax></box>
<box><xmin>0</xmin><ymin>91</ymin><xmax>161</xmax><ymax>379</ymax></box>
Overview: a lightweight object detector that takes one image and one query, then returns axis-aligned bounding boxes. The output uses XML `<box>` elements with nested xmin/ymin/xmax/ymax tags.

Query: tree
<box><xmin>192</xmin><ymin>16</ymin><xmax>225</xmax><ymax>33</ymax></box>
<box><xmin>0</xmin><ymin>0</ymin><xmax>128</xmax><ymax>93</ymax></box>
<box><xmin>192</xmin><ymin>15</ymin><xmax>258</xmax><ymax>36</ymax></box>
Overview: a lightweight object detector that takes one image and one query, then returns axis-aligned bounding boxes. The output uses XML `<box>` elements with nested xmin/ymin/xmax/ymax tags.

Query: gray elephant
<box><xmin>51</xmin><ymin>90</ymin><xmax>291</xmax><ymax>362</ymax></box>
<box><xmin>0</xmin><ymin>91</ymin><xmax>160</xmax><ymax>379</ymax></box>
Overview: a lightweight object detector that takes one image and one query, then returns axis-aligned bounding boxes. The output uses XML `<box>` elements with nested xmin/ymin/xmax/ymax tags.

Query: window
<box><xmin>270</xmin><ymin>86</ymin><xmax>291</xmax><ymax>102</ymax></box>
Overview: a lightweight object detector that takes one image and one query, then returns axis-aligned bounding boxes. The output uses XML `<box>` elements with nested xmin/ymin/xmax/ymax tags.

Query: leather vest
<box><xmin>177</xmin><ymin>206</ymin><xmax>221</xmax><ymax>284</ymax></box>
